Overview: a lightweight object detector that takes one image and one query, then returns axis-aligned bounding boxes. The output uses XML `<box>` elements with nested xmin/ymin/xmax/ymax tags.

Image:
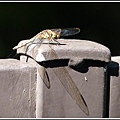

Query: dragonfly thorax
<box><xmin>39</xmin><ymin>30</ymin><xmax>60</xmax><ymax>40</ymax></box>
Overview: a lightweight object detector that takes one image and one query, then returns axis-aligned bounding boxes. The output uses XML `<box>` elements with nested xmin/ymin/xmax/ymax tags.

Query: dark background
<box><xmin>0</xmin><ymin>2</ymin><xmax>120</xmax><ymax>58</ymax></box>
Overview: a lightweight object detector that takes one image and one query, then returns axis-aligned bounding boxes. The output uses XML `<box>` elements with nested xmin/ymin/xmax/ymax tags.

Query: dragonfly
<box><xmin>12</xmin><ymin>27</ymin><xmax>80</xmax><ymax>50</ymax></box>
<box><xmin>13</xmin><ymin>28</ymin><xmax>89</xmax><ymax>116</ymax></box>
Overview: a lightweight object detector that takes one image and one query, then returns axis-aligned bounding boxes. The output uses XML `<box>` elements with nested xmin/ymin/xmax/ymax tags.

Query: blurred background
<box><xmin>0</xmin><ymin>2</ymin><xmax>120</xmax><ymax>58</ymax></box>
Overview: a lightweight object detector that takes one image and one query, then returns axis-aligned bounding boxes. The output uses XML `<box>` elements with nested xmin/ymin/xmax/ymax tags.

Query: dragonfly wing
<box><xmin>50</xmin><ymin>28</ymin><xmax>80</xmax><ymax>37</ymax></box>
<box><xmin>38</xmin><ymin>66</ymin><xmax>50</xmax><ymax>89</ymax></box>
<box><xmin>48</xmin><ymin>46</ymin><xmax>89</xmax><ymax>115</ymax></box>
<box><xmin>52</xmin><ymin>67</ymin><xmax>89</xmax><ymax>115</ymax></box>
<box><xmin>60</xmin><ymin>28</ymin><xmax>80</xmax><ymax>36</ymax></box>
<box><xmin>15</xmin><ymin>53</ymin><xmax>51</xmax><ymax>89</ymax></box>
<box><xmin>49</xmin><ymin>28</ymin><xmax>62</xmax><ymax>34</ymax></box>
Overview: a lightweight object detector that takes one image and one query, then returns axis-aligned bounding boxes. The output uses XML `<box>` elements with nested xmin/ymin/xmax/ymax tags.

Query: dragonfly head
<box><xmin>52</xmin><ymin>32</ymin><xmax>60</xmax><ymax>39</ymax></box>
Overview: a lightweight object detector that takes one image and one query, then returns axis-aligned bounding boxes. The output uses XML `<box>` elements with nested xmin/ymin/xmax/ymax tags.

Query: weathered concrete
<box><xmin>109</xmin><ymin>56</ymin><xmax>120</xmax><ymax>118</ymax></box>
<box><xmin>16</xmin><ymin>39</ymin><xmax>111</xmax><ymax>118</ymax></box>
<box><xmin>0</xmin><ymin>59</ymin><xmax>37</xmax><ymax>118</ymax></box>
<box><xmin>17</xmin><ymin>39</ymin><xmax>111</xmax><ymax>63</ymax></box>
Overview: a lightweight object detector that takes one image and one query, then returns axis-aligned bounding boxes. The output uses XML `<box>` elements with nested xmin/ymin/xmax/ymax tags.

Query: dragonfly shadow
<box><xmin>44</xmin><ymin>42</ymin><xmax>66</xmax><ymax>46</ymax></box>
<box><xmin>13</xmin><ymin>53</ymin><xmax>68</xmax><ymax>67</ymax></box>
<box><xmin>13</xmin><ymin>53</ymin><xmax>108</xmax><ymax>74</ymax></box>
<box><xmin>33</xmin><ymin>42</ymin><xmax>66</xmax><ymax>46</ymax></box>
<box><xmin>14</xmin><ymin>53</ymin><xmax>90</xmax><ymax>115</ymax></box>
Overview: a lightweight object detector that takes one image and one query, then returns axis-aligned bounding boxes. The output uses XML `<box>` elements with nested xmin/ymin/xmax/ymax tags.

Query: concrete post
<box><xmin>0</xmin><ymin>59</ymin><xmax>37</xmax><ymax>118</ymax></box>
<box><xmin>17</xmin><ymin>39</ymin><xmax>111</xmax><ymax>118</ymax></box>
<box><xmin>108</xmin><ymin>56</ymin><xmax>120</xmax><ymax>118</ymax></box>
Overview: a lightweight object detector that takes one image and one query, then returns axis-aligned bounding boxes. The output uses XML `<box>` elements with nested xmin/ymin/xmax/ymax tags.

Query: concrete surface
<box><xmin>109</xmin><ymin>56</ymin><xmax>120</xmax><ymax>118</ymax></box>
<box><xmin>17</xmin><ymin>39</ymin><xmax>111</xmax><ymax>118</ymax></box>
<box><xmin>17</xmin><ymin>39</ymin><xmax>111</xmax><ymax>63</ymax></box>
<box><xmin>0</xmin><ymin>59</ymin><xmax>37</xmax><ymax>118</ymax></box>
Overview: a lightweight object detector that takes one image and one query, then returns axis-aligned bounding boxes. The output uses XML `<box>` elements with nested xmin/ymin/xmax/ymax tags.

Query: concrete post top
<box><xmin>0</xmin><ymin>59</ymin><xmax>20</xmax><ymax>68</ymax></box>
<box><xmin>17</xmin><ymin>39</ymin><xmax>111</xmax><ymax>63</ymax></box>
<box><xmin>0</xmin><ymin>59</ymin><xmax>35</xmax><ymax>69</ymax></box>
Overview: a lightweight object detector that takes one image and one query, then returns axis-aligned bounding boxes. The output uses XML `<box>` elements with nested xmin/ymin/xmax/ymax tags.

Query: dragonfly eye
<box><xmin>52</xmin><ymin>33</ymin><xmax>59</xmax><ymax>39</ymax></box>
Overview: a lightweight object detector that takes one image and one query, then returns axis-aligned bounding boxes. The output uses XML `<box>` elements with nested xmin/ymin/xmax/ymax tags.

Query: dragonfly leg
<box><xmin>25</xmin><ymin>39</ymin><xmax>44</xmax><ymax>62</ymax></box>
<box><xmin>53</xmin><ymin>39</ymin><xmax>61</xmax><ymax>45</ymax></box>
<box><xmin>49</xmin><ymin>38</ymin><xmax>60</xmax><ymax>45</ymax></box>
<box><xmin>25</xmin><ymin>41</ymin><xmax>34</xmax><ymax>62</ymax></box>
